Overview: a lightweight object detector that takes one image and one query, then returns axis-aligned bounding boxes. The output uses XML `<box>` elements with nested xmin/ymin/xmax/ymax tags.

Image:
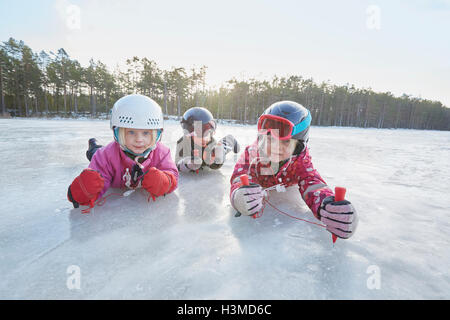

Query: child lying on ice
<box><xmin>229</xmin><ymin>101</ymin><xmax>358</xmax><ymax>240</ymax></box>
<box><xmin>67</xmin><ymin>94</ymin><xmax>178</xmax><ymax>211</ymax></box>
<box><xmin>175</xmin><ymin>107</ymin><xmax>240</xmax><ymax>173</ymax></box>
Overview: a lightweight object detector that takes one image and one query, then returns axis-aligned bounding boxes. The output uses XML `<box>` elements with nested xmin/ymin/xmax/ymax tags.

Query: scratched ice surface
<box><xmin>1</xmin><ymin>118</ymin><xmax>449</xmax><ymax>299</ymax></box>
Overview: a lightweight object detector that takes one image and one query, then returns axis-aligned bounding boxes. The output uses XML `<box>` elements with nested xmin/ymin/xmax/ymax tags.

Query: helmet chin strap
<box><xmin>124</xmin><ymin>146</ymin><xmax>154</xmax><ymax>158</ymax></box>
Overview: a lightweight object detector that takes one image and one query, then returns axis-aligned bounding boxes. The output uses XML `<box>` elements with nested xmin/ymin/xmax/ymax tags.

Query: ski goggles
<box><xmin>191</xmin><ymin>129</ymin><xmax>214</xmax><ymax>138</ymax></box>
<box><xmin>257</xmin><ymin>113</ymin><xmax>311</xmax><ymax>140</ymax></box>
<box><xmin>183</xmin><ymin>120</ymin><xmax>216</xmax><ymax>137</ymax></box>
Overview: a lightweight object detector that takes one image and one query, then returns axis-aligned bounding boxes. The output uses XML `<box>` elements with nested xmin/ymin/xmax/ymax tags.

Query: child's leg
<box><xmin>221</xmin><ymin>134</ymin><xmax>240</xmax><ymax>154</ymax></box>
<box><xmin>207</xmin><ymin>135</ymin><xmax>240</xmax><ymax>169</ymax></box>
<box><xmin>86</xmin><ymin>138</ymin><xmax>103</xmax><ymax>161</ymax></box>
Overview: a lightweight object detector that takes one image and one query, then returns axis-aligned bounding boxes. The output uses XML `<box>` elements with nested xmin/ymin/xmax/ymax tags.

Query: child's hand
<box><xmin>231</xmin><ymin>183</ymin><xmax>264</xmax><ymax>216</ymax></box>
<box><xmin>177</xmin><ymin>157</ymin><xmax>202</xmax><ymax>173</ymax></box>
<box><xmin>319</xmin><ymin>196</ymin><xmax>358</xmax><ymax>239</ymax></box>
<box><xmin>68</xmin><ymin>169</ymin><xmax>104</xmax><ymax>208</ymax></box>
<box><xmin>142</xmin><ymin>167</ymin><xmax>174</xmax><ymax>200</ymax></box>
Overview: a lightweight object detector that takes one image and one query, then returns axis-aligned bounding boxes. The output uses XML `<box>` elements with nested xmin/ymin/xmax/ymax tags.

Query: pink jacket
<box><xmin>88</xmin><ymin>141</ymin><xmax>178</xmax><ymax>197</ymax></box>
<box><xmin>230</xmin><ymin>140</ymin><xmax>334</xmax><ymax>218</ymax></box>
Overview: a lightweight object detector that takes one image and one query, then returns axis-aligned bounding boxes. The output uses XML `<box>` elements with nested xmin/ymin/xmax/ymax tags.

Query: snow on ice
<box><xmin>0</xmin><ymin>118</ymin><xmax>449</xmax><ymax>299</ymax></box>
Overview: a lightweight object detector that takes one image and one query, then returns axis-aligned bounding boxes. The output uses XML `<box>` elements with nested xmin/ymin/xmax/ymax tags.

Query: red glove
<box><xmin>142</xmin><ymin>167</ymin><xmax>176</xmax><ymax>200</ymax></box>
<box><xmin>68</xmin><ymin>169</ymin><xmax>104</xmax><ymax>207</ymax></box>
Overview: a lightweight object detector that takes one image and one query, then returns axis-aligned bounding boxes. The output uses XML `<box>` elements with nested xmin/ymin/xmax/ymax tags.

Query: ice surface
<box><xmin>0</xmin><ymin>118</ymin><xmax>449</xmax><ymax>299</ymax></box>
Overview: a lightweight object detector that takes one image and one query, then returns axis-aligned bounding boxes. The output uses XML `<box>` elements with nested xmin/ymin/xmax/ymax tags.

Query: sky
<box><xmin>1</xmin><ymin>0</ymin><xmax>449</xmax><ymax>107</ymax></box>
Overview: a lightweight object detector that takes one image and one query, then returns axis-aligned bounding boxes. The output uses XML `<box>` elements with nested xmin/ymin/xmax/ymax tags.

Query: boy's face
<box><xmin>190</xmin><ymin>129</ymin><xmax>214</xmax><ymax>148</ymax></box>
<box><xmin>261</xmin><ymin>134</ymin><xmax>297</xmax><ymax>162</ymax></box>
<box><xmin>124</xmin><ymin>128</ymin><xmax>155</xmax><ymax>154</ymax></box>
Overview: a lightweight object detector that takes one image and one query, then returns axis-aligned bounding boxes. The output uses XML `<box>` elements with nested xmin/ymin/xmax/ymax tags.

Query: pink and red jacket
<box><xmin>230</xmin><ymin>140</ymin><xmax>334</xmax><ymax>219</ymax></box>
<box><xmin>88</xmin><ymin>141</ymin><xmax>178</xmax><ymax>197</ymax></box>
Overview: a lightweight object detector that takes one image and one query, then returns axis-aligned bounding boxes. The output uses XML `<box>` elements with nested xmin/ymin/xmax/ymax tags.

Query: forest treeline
<box><xmin>1</xmin><ymin>37</ymin><xmax>449</xmax><ymax>130</ymax></box>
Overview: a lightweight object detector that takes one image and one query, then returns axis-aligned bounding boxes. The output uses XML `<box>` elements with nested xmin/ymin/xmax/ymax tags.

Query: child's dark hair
<box><xmin>292</xmin><ymin>140</ymin><xmax>305</xmax><ymax>155</ymax></box>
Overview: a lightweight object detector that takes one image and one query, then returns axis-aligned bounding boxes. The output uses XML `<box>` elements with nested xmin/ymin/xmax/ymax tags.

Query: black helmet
<box><xmin>181</xmin><ymin>107</ymin><xmax>217</xmax><ymax>134</ymax></box>
<box><xmin>258</xmin><ymin>101</ymin><xmax>311</xmax><ymax>143</ymax></box>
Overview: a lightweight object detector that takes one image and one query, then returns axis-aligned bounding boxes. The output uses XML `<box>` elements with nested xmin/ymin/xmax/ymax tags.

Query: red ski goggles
<box><xmin>257</xmin><ymin>115</ymin><xmax>296</xmax><ymax>140</ymax></box>
<box><xmin>257</xmin><ymin>113</ymin><xmax>311</xmax><ymax>140</ymax></box>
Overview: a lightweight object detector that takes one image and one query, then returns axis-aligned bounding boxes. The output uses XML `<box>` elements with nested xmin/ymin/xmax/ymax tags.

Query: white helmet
<box><xmin>110</xmin><ymin>94</ymin><xmax>163</xmax><ymax>130</ymax></box>
<box><xmin>110</xmin><ymin>94</ymin><xmax>164</xmax><ymax>157</ymax></box>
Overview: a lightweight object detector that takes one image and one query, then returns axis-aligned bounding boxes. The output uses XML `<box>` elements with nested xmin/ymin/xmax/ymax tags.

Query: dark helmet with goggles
<box><xmin>181</xmin><ymin>107</ymin><xmax>217</xmax><ymax>137</ymax></box>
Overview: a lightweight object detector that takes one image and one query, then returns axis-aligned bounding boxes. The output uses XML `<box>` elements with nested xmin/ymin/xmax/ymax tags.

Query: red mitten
<box><xmin>68</xmin><ymin>169</ymin><xmax>104</xmax><ymax>207</ymax></box>
<box><xmin>142</xmin><ymin>167</ymin><xmax>175</xmax><ymax>200</ymax></box>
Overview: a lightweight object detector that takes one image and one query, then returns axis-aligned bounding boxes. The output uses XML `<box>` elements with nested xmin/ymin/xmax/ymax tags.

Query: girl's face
<box><xmin>261</xmin><ymin>134</ymin><xmax>297</xmax><ymax>162</ymax></box>
<box><xmin>124</xmin><ymin>128</ymin><xmax>156</xmax><ymax>154</ymax></box>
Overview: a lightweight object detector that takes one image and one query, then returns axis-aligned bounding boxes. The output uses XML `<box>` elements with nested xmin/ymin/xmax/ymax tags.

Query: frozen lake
<box><xmin>0</xmin><ymin>118</ymin><xmax>449</xmax><ymax>299</ymax></box>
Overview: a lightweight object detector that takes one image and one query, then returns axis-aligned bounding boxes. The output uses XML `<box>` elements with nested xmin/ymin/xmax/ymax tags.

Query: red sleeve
<box><xmin>296</xmin><ymin>148</ymin><xmax>334</xmax><ymax>219</ymax></box>
<box><xmin>229</xmin><ymin>142</ymin><xmax>259</xmax><ymax>198</ymax></box>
